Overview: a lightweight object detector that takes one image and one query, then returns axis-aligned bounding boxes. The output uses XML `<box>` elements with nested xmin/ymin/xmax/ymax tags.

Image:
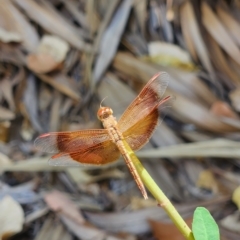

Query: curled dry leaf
<box><xmin>0</xmin><ymin>196</ymin><xmax>24</xmax><ymax>239</ymax></box>
<box><xmin>38</xmin><ymin>35</ymin><xmax>70</xmax><ymax>62</ymax></box>
<box><xmin>197</xmin><ymin>170</ymin><xmax>219</xmax><ymax>194</ymax></box>
<box><xmin>146</xmin><ymin>41</ymin><xmax>196</xmax><ymax>70</ymax></box>
<box><xmin>27</xmin><ymin>35</ymin><xmax>69</xmax><ymax>73</ymax></box>
<box><xmin>232</xmin><ymin>186</ymin><xmax>240</xmax><ymax>209</ymax></box>
<box><xmin>0</xmin><ymin>27</ymin><xmax>21</xmax><ymax>43</ymax></box>
<box><xmin>44</xmin><ymin>190</ymin><xmax>85</xmax><ymax>224</ymax></box>
<box><xmin>220</xmin><ymin>211</ymin><xmax>240</xmax><ymax>233</ymax></box>
<box><xmin>27</xmin><ymin>53</ymin><xmax>61</xmax><ymax>74</ymax></box>
<box><xmin>210</xmin><ymin>101</ymin><xmax>238</xmax><ymax>119</ymax></box>
<box><xmin>229</xmin><ymin>88</ymin><xmax>240</xmax><ymax>112</ymax></box>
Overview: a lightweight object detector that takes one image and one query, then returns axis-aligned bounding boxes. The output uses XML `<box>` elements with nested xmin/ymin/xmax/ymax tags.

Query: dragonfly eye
<box><xmin>97</xmin><ymin>107</ymin><xmax>113</xmax><ymax>120</ymax></box>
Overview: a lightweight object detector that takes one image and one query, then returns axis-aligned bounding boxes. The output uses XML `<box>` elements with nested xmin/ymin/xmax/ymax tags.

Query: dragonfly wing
<box><xmin>123</xmin><ymin>108</ymin><xmax>159</xmax><ymax>150</ymax></box>
<box><xmin>48</xmin><ymin>140</ymin><xmax>121</xmax><ymax>166</ymax></box>
<box><xmin>35</xmin><ymin>129</ymin><xmax>110</xmax><ymax>153</ymax></box>
<box><xmin>118</xmin><ymin>72</ymin><xmax>169</xmax><ymax>133</ymax></box>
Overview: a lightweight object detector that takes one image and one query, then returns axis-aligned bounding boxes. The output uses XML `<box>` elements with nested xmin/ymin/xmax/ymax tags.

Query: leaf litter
<box><xmin>0</xmin><ymin>0</ymin><xmax>240</xmax><ymax>239</ymax></box>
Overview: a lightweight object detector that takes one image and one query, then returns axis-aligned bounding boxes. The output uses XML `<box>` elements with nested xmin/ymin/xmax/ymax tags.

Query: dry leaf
<box><xmin>44</xmin><ymin>190</ymin><xmax>85</xmax><ymax>224</ymax></box>
<box><xmin>27</xmin><ymin>35</ymin><xmax>69</xmax><ymax>73</ymax></box>
<box><xmin>149</xmin><ymin>218</ymin><xmax>192</xmax><ymax>240</ymax></box>
<box><xmin>0</xmin><ymin>196</ymin><xmax>24</xmax><ymax>239</ymax></box>
<box><xmin>229</xmin><ymin>88</ymin><xmax>240</xmax><ymax>112</ymax></box>
<box><xmin>37</xmin><ymin>73</ymin><xmax>80</xmax><ymax>101</ymax></box>
<box><xmin>197</xmin><ymin>170</ymin><xmax>219</xmax><ymax>194</ymax></box>
<box><xmin>202</xmin><ymin>2</ymin><xmax>240</xmax><ymax>65</ymax></box>
<box><xmin>145</xmin><ymin>43</ymin><xmax>196</xmax><ymax>69</ymax></box>
<box><xmin>38</xmin><ymin>35</ymin><xmax>69</xmax><ymax>62</ymax></box>
<box><xmin>13</xmin><ymin>0</ymin><xmax>91</xmax><ymax>51</ymax></box>
<box><xmin>0</xmin><ymin>0</ymin><xmax>39</xmax><ymax>51</ymax></box>
<box><xmin>0</xmin><ymin>27</ymin><xmax>21</xmax><ymax>43</ymax></box>
<box><xmin>220</xmin><ymin>211</ymin><xmax>240</xmax><ymax>233</ymax></box>
<box><xmin>0</xmin><ymin>106</ymin><xmax>15</xmax><ymax>121</ymax></box>
<box><xmin>0</xmin><ymin>152</ymin><xmax>12</xmax><ymax>174</ymax></box>
<box><xmin>130</xmin><ymin>196</ymin><xmax>157</xmax><ymax>210</ymax></box>
<box><xmin>180</xmin><ymin>2</ymin><xmax>215</xmax><ymax>77</ymax></box>
<box><xmin>217</xmin><ymin>6</ymin><xmax>240</xmax><ymax>47</ymax></box>
<box><xmin>210</xmin><ymin>101</ymin><xmax>238</xmax><ymax>119</ymax></box>
<box><xmin>93</xmin><ymin>0</ymin><xmax>132</xmax><ymax>85</ymax></box>
<box><xmin>44</xmin><ymin>190</ymin><xmax>119</xmax><ymax>240</ymax></box>
<box><xmin>137</xmin><ymin>138</ymin><xmax>240</xmax><ymax>159</ymax></box>
<box><xmin>27</xmin><ymin>53</ymin><xmax>61</xmax><ymax>74</ymax></box>
<box><xmin>232</xmin><ymin>186</ymin><xmax>240</xmax><ymax>209</ymax></box>
<box><xmin>0</xmin><ymin>121</ymin><xmax>10</xmax><ymax>143</ymax></box>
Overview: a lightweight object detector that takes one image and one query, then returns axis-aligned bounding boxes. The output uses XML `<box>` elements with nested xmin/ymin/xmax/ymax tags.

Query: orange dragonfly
<box><xmin>35</xmin><ymin>72</ymin><xmax>172</xmax><ymax>199</ymax></box>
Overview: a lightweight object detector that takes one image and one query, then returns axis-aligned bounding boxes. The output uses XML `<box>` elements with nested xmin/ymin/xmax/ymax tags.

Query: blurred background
<box><xmin>0</xmin><ymin>0</ymin><xmax>240</xmax><ymax>239</ymax></box>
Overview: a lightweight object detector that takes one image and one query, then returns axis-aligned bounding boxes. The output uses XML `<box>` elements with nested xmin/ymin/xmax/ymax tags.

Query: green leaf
<box><xmin>192</xmin><ymin>207</ymin><xmax>220</xmax><ymax>240</ymax></box>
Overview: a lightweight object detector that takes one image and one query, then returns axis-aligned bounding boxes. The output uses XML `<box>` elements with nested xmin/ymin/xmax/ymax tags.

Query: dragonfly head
<box><xmin>97</xmin><ymin>107</ymin><xmax>113</xmax><ymax>121</ymax></box>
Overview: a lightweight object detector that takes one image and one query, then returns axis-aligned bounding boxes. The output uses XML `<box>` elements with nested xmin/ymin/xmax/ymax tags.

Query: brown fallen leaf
<box><xmin>44</xmin><ymin>190</ymin><xmax>85</xmax><ymax>224</ymax></box>
<box><xmin>148</xmin><ymin>218</ymin><xmax>192</xmax><ymax>240</ymax></box>
<box><xmin>0</xmin><ymin>196</ymin><xmax>24</xmax><ymax>239</ymax></box>
<box><xmin>210</xmin><ymin>101</ymin><xmax>238</xmax><ymax>119</ymax></box>
<box><xmin>0</xmin><ymin>121</ymin><xmax>10</xmax><ymax>143</ymax></box>
<box><xmin>27</xmin><ymin>53</ymin><xmax>62</xmax><ymax>74</ymax></box>
<box><xmin>44</xmin><ymin>190</ymin><xmax>122</xmax><ymax>240</ymax></box>
<box><xmin>27</xmin><ymin>35</ymin><xmax>69</xmax><ymax>73</ymax></box>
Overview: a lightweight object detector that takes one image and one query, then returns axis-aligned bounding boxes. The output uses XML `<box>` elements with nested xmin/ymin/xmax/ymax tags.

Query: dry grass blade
<box><xmin>93</xmin><ymin>0</ymin><xmax>133</xmax><ymax>85</ymax></box>
<box><xmin>12</xmin><ymin>0</ymin><xmax>91</xmax><ymax>51</ymax></box>
<box><xmin>202</xmin><ymin>2</ymin><xmax>240</xmax><ymax>65</ymax></box>
<box><xmin>137</xmin><ymin>138</ymin><xmax>240</xmax><ymax>159</ymax></box>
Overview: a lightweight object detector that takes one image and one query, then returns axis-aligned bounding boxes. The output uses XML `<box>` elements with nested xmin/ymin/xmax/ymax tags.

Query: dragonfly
<box><xmin>35</xmin><ymin>72</ymin><xmax>172</xmax><ymax>199</ymax></box>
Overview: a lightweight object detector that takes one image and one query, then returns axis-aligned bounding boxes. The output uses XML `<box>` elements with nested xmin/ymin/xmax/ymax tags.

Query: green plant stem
<box><xmin>122</xmin><ymin>140</ymin><xmax>195</xmax><ymax>240</ymax></box>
